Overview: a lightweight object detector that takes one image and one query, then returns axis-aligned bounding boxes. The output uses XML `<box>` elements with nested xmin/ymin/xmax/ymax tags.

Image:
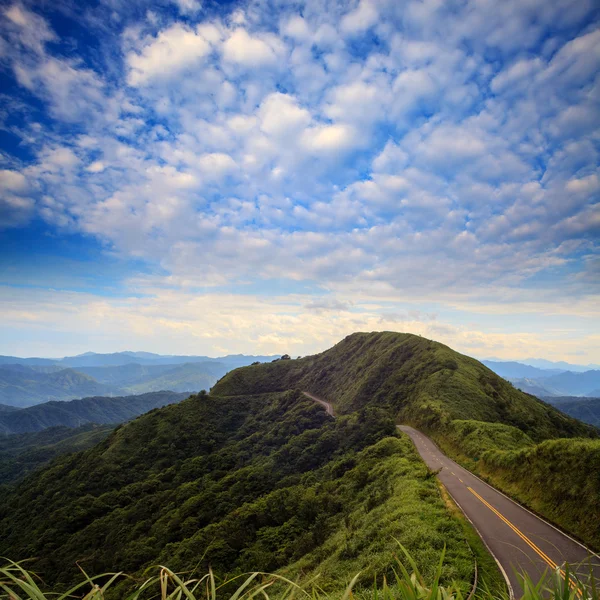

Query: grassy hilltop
<box><xmin>214</xmin><ymin>332</ymin><xmax>600</xmax><ymax>548</ymax></box>
<box><xmin>213</xmin><ymin>332</ymin><xmax>592</xmax><ymax>440</ymax></box>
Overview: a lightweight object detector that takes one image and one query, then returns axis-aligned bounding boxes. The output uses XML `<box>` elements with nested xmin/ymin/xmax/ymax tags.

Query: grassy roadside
<box><xmin>436</xmin><ymin>482</ymin><xmax>507</xmax><ymax>598</ymax></box>
<box><xmin>427</xmin><ymin>427</ymin><xmax>600</xmax><ymax>552</ymax></box>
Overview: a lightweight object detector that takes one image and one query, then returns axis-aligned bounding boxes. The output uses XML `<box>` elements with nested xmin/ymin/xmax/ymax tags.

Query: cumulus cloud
<box><xmin>222</xmin><ymin>28</ymin><xmax>281</xmax><ymax>66</ymax></box>
<box><xmin>127</xmin><ymin>23</ymin><xmax>215</xmax><ymax>85</ymax></box>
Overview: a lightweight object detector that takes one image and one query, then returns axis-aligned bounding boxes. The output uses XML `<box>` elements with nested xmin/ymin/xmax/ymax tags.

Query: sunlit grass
<box><xmin>0</xmin><ymin>545</ymin><xmax>596</xmax><ymax>600</ymax></box>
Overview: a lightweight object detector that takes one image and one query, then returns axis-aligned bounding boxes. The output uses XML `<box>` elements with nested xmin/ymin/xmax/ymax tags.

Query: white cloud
<box><xmin>301</xmin><ymin>123</ymin><xmax>357</xmax><ymax>153</ymax></box>
<box><xmin>127</xmin><ymin>23</ymin><xmax>214</xmax><ymax>85</ymax></box>
<box><xmin>222</xmin><ymin>28</ymin><xmax>281</xmax><ymax>66</ymax></box>
<box><xmin>172</xmin><ymin>0</ymin><xmax>202</xmax><ymax>15</ymax></box>
<box><xmin>340</xmin><ymin>0</ymin><xmax>379</xmax><ymax>35</ymax></box>
<box><xmin>258</xmin><ymin>93</ymin><xmax>311</xmax><ymax>137</ymax></box>
<box><xmin>0</xmin><ymin>169</ymin><xmax>28</xmax><ymax>192</ymax></box>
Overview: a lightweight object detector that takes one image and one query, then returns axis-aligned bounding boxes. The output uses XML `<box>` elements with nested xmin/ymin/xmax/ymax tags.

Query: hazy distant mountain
<box><xmin>0</xmin><ymin>391</ymin><xmax>189</xmax><ymax>435</ymax></box>
<box><xmin>0</xmin><ymin>365</ymin><xmax>119</xmax><ymax>408</ymax></box>
<box><xmin>519</xmin><ymin>358</ymin><xmax>600</xmax><ymax>372</ymax></box>
<box><xmin>0</xmin><ymin>353</ymin><xmax>278</xmax><ymax>407</ymax></box>
<box><xmin>540</xmin><ymin>370</ymin><xmax>600</xmax><ymax>396</ymax></box>
<box><xmin>121</xmin><ymin>362</ymin><xmax>228</xmax><ymax>394</ymax></box>
<box><xmin>482</xmin><ymin>360</ymin><xmax>564</xmax><ymax>379</ymax></box>
<box><xmin>0</xmin><ymin>351</ymin><xmax>278</xmax><ymax>369</ymax></box>
<box><xmin>509</xmin><ymin>371</ymin><xmax>600</xmax><ymax>397</ymax></box>
<box><xmin>0</xmin><ymin>404</ymin><xmax>19</xmax><ymax>413</ymax></box>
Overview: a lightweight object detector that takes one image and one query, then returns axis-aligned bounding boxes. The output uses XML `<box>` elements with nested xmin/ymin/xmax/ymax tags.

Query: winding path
<box><xmin>302</xmin><ymin>392</ymin><xmax>599</xmax><ymax>597</ymax></box>
<box><xmin>398</xmin><ymin>425</ymin><xmax>600</xmax><ymax>597</ymax></box>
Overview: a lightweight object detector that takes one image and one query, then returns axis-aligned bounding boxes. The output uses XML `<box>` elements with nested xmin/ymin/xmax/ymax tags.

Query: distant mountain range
<box><xmin>0</xmin><ymin>365</ymin><xmax>117</xmax><ymax>408</ymax></box>
<box><xmin>0</xmin><ymin>351</ymin><xmax>278</xmax><ymax>368</ymax></box>
<box><xmin>0</xmin><ymin>352</ymin><xmax>278</xmax><ymax>408</ymax></box>
<box><xmin>482</xmin><ymin>360</ymin><xmax>600</xmax><ymax>398</ymax></box>
<box><xmin>0</xmin><ymin>391</ymin><xmax>189</xmax><ymax>435</ymax></box>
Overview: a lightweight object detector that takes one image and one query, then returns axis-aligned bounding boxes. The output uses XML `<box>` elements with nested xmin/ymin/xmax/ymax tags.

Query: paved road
<box><xmin>303</xmin><ymin>391</ymin><xmax>335</xmax><ymax>416</ymax></box>
<box><xmin>398</xmin><ymin>425</ymin><xmax>600</xmax><ymax>597</ymax></box>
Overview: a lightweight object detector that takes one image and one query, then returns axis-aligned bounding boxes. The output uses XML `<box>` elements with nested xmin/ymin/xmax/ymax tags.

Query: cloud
<box><xmin>0</xmin><ymin>0</ymin><xmax>599</xmax><ymax>359</ymax></box>
<box><xmin>126</xmin><ymin>23</ymin><xmax>214</xmax><ymax>85</ymax></box>
<box><xmin>222</xmin><ymin>28</ymin><xmax>282</xmax><ymax>66</ymax></box>
<box><xmin>340</xmin><ymin>0</ymin><xmax>379</xmax><ymax>35</ymax></box>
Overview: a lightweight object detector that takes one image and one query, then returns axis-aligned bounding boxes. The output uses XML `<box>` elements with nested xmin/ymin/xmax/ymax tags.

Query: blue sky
<box><xmin>0</xmin><ymin>0</ymin><xmax>599</xmax><ymax>361</ymax></box>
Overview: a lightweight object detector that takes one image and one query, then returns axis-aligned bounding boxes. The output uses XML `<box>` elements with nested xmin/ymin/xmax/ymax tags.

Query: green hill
<box><xmin>0</xmin><ymin>390</ymin><xmax>484</xmax><ymax>595</ymax></box>
<box><xmin>0</xmin><ymin>391</ymin><xmax>189</xmax><ymax>434</ymax></box>
<box><xmin>1</xmin><ymin>331</ymin><xmax>596</xmax><ymax>592</ymax></box>
<box><xmin>213</xmin><ymin>332</ymin><xmax>599</xmax><ymax>547</ymax></box>
<box><xmin>545</xmin><ymin>396</ymin><xmax>600</xmax><ymax>427</ymax></box>
<box><xmin>213</xmin><ymin>332</ymin><xmax>593</xmax><ymax>441</ymax></box>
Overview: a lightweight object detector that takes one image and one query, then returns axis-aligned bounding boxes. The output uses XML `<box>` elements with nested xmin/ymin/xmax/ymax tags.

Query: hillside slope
<box><xmin>0</xmin><ymin>391</ymin><xmax>481</xmax><ymax>594</ymax></box>
<box><xmin>545</xmin><ymin>396</ymin><xmax>600</xmax><ymax>427</ymax></box>
<box><xmin>213</xmin><ymin>332</ymin><xmax>593</xmax><ymax>442</ymax></box>
<box><xmin>0</xmin><ymin>424</ymin><xmax>114</xmax><ymax>485</ymax></box>
<box><xmin>0</xmin><ymin>391</ymin><xmax>189</xmax><ymax>434</ymax></box>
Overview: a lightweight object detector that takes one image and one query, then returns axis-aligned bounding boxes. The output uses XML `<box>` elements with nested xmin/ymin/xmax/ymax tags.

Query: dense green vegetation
<box><xmin>0</xmin><ymin>389</ymin><xmax>486</xmax><ymax>596</ymax></box>
<box><xmin>213</xmin><ymin>332</ymin><xmax>593</xmax><ymax>441</ymax></box>
<box><xmin>475</xmin><ymin>438</ymin><xmax>600</xmax><ymax>549</ymax></box>
<box><xmin>0</xmin><ymin>391</ymin><xmax>189</xmax><ymax>434</ymax></box>
<box><xmin>213</xmin><ymin>332</ymin><xmax>598</xmax><ymax>548</ymax></box>
<box><xmin>0</xmin><ymin>424</ymin><xmax>114</xmax><ymax>485</ymax></box>
<box><xmin>545</xmin><ymin>396</ymin><xmax>600</xmax><ymax>427</ymax></box>
<box><xmin>2</xmin><ymin>331</ymin><xmax>597</xmax><ymax>597</ymax></box>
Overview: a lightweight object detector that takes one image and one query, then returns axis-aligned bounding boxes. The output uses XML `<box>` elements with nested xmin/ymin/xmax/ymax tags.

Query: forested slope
<box><xmin>213</xmin><ymin>332</ymin><xmax>593</xmax><ymax>441</ymax></box>
<box><xmin>0</xmin><ymin>391</ymin><xmax>189</xmax><ymax>434</ymax></box>
<box><xmin>0</xmin><ymin>390</ymin><xmax>481</xmax><ymax>595</ymax></box>
<box><xmin>213</xmin><ymin>331</ymin><xmax>599</xmax><ymax>548</ymax></box>
<box><xmin>0</xmin><ymin>424</ymin><xmax>114</xmax><ymax>485</ymax></box>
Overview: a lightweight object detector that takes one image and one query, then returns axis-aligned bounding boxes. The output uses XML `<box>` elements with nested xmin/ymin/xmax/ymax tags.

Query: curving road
<box><xmin>303</xmin><ymin>392</ymin><xmax>600</xmax><ymax>596</ymax></box>
<box><xmin>303</xmin><ymin>391</ymin><xmax>335</xmax><ymax>416</ymax></box>
<box><xmin>398</xmin><ymin>425</ymin><xmax>600</xmax><ymax>597</ymax></box>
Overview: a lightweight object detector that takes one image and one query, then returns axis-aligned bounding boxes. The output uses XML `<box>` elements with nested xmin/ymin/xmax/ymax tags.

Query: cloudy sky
<box><xmin>0</xmin><ymin>0</ymin><xmax>598</xmax><ymax>362</ymax></box>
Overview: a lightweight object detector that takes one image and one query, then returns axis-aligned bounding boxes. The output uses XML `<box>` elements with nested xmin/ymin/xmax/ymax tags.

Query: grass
<box><xmin>430</xmin><ymin>424</ymin><xmax>600</xmax><ymax>550</ymax></box>
<box><xmin>0</xmin><ymin>544</ymin><xmax>595</xmax><ymax>600</ymax></box>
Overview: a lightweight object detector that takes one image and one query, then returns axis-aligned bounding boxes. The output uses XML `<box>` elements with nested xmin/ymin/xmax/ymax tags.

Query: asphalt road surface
<box><xmin>303</xmin><ymin>391</ymin><xmax>335</xmax><ymax>416</ymax></box>
<box><xmin>398</xmin><ymin>425</ymin><xmax>600</xmax><ymax>597</ymax></box>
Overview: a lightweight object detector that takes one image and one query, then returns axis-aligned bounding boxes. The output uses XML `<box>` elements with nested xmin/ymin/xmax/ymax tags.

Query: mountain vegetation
<box><xmin>0</xmin><ymin>365</ymin><xmax>117</xmax><ymax>408</ymax></box>
<box><xmin>0</xmin><ymin>389</ymin><xmax>486</xmax><ymax>596</ymax></box>
<box><xmin>544</xmin><ymin>396</ymin><xmax>600</xmax><ymax>427</ymax></box>
<box><xmin>476</xmin><ymin>438</ymin><xmax>600</xmax><ymax>548</ymax></box>
<box><xmin>213</xmin><ymin>332</ymin><xmax>592</xmax><ymax>441</ymax></box>
<box><xmin>1</xmin><ymin>331</ymin><xmax>597</xmax><ymax>596</ymax></box>
<box><xmin>0</xmin><ymin>424</ymin><xmax>114</xmax><ymax>485</ymax></box>
<box><xmin>0</xmin><ymin>391</ymin><xmax>189</xmax><ymax>434</ymax></box>
<box><xmin>213</xmin><ymin>332</ymin><xmax>598</xmax><ymax>547</ymax></box>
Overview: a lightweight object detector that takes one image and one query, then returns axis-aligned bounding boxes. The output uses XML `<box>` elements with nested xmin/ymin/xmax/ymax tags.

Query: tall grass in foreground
<box><xmin>0</xmin><ymin>546</ymin><xmax>595</xmax><ymax>600</ymax></box>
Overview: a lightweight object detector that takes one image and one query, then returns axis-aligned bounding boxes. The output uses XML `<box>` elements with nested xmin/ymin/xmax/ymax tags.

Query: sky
<box><xmin>0</xmin><ymin>0</ymin><xmax>598</xmax><ymax>362</ymax></box>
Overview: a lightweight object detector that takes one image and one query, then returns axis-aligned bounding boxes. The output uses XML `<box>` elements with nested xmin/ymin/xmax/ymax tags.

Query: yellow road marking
<box><xmin>467</xmin><ymin>487</ymin><xmax>581</xmax><ymax>595</ymax></box>
<box><xmin>468</xmin><ymin>487</ymin><xmax>559</xmax><ymax>569</ymax></box>
<box><xmin>459</xmin><ymin>478</ymin><xmax>464</xmax><ymax>483</ymax></box>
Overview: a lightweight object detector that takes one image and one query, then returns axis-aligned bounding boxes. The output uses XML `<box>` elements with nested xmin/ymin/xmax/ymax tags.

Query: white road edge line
<box><xmin>397</xmin><ymin>425</ymin><xmax>600</xmax><ymax>561</ymax></box>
